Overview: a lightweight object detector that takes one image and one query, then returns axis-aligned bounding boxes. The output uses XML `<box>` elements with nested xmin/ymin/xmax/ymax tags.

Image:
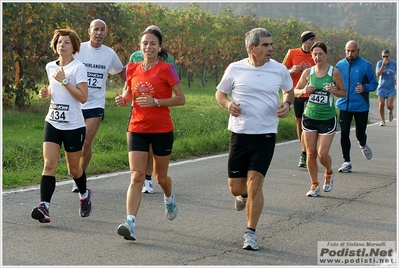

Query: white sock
<box><xmin>79</xmin><ymin>190</ymin><xmax>88</xmax><ymax>199</ymax></box>
<box><xmin>42</xmin><ymin>201</ymin><xmax>50</xmax><ymax>209</ymax></box>
<box><xmin>127</xmin><ymin>214</ymin><xmax>136</xmax><ymax>223</ymax></box>
<box><xmin>164</xmin><ymin>192</ymin><xmax>173</xmax><ymax>203</ymax></box>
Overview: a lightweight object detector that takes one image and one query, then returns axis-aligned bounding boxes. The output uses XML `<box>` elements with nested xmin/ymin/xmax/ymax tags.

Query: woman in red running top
<box><xmin>115</xmin><ymin>28</ymin><xmax>185</xmax><ymax>241</ymax></box>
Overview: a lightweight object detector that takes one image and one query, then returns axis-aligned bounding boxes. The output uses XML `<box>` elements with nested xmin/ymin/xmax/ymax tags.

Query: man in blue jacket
<box><xmin>335</xmin><ymin>40</ymin><xmax>378</xmax><ymax>173</ymax></box>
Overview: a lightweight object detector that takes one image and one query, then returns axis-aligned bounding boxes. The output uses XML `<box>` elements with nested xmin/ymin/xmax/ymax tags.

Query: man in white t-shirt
<box><xmin>72</xmin><ymin>19</ymin><xmax>125</xmax><ymax>192</ymax></box>
<box><xmin>215</xmin><ymin>28</ymin><xmax>294</xmax><ymax>251</ymax></box>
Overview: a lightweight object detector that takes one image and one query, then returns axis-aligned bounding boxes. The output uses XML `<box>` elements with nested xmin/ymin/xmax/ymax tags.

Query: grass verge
<box><xmin>2</xmin><ymin>78</ymin><xmax>297</xmax><ymax>189</ymax></box>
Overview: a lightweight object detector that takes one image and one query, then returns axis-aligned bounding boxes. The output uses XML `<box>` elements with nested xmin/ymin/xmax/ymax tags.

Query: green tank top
<box><xmin>304</xmin><ymin>65</ymin><xmax>336</xmax><ymax>120</ymax></box>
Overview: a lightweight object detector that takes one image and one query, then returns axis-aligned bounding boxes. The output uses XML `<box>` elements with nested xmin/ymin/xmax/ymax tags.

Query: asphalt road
<box><xmin>2</xmin><ymin>100</ymin><xmax>397</xmax><ymax>266</ymax></box>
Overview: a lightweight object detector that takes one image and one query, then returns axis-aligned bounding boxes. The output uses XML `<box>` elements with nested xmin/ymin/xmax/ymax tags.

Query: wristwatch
<box><xmin>154</xmin><ymin>98</ymin><xmax>160</xmax><ymax>107</ymax></box>
<box><xmin>285</xmin><ymin>101</ymin><xmax>292</xmax><ymax>110</ymax></box>
<box><xmin>61</xmin><ymin>78</ymin><xmax>69</xmax><ymax>87</ymax></box>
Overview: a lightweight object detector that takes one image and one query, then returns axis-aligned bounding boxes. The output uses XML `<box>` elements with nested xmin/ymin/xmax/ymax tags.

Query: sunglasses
<box><xmin>382</xmin><ymin>56</ymin><xmax>389</xmax><ymax>58</ymax></box>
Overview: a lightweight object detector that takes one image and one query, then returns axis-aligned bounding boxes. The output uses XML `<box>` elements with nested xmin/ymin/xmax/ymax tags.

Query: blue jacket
<box><xmin>335</xmin><ymin>56</ymin><xmax>378</xmax><ymax>112</ymax></box>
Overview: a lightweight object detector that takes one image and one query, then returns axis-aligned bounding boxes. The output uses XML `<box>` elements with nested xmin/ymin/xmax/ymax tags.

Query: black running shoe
<box><xmin>31</xmin><ymin>202</ymin><xmax>51</xmax><ymax>223</ymax></box>
<box><xmin>80</xmin><ymin>188</ymin><xmax>93</xmax><ymax>217</ymax></box>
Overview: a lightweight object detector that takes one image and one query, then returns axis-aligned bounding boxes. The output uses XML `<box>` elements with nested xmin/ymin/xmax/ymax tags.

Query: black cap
<box><xmin>301</xmin><ymin>31</ymin><xmax>316</xmax><ymax>43</ymax></box>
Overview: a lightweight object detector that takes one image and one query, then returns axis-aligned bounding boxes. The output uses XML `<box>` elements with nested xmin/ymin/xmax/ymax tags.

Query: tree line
<box><xmin>162</xmin><ymin>2</ymin><xmax>397</xmax><ymax>40</ymax></box>
<box><xmin>2</xmin><ymin>2</ymin><xmax>397</xmax><ymax>109</ymax></box>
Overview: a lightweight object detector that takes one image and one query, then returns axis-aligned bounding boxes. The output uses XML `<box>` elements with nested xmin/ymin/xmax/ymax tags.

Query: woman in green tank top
<box><xmin>294</xmin><ymin>41</ymin><xmax>346</xmax><ymax>197</ymax></box>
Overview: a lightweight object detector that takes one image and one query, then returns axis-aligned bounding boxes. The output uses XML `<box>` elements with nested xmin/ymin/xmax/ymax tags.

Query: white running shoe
<box><xmin>338</xmin><ymin>162</ymin><xmax>352</xmax><ymax>173</ymax></box>
<box><xmin>71</xmin><ymin>182</ymin><xmax>78</xmax><ymax>193</ymax></box>
<box><xmin>306</xmin><ymin>184</ymin><xmax>321</xmax><ymax>197</ymax></box>
<box><xmin>360</xmin><ymin>143</ymin><xmax>372</xmax><ymax>160</ymax></box>
<box><xmin>235</xmin><ymin>195</ymin><xmax>247</xmax><ymax>211</ymax></box>
<box><xmin>243</xmin><ymin>232</ymin><xmax>259</xmax><ymax>250</ymax></box>
<box><xmin>142</xmin><ymin>179</ymin><xmax>154</xmax><ymax>194</ymax></box>
<box><xmin>323</xmin><ymin>172</ymin><xmax>334</xmax><ymax>192</ymax></box>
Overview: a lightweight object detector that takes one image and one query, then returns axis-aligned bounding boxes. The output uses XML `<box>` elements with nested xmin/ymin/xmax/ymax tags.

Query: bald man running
<box><xmin>72</xmin><ymin>19</ymin><xmax>126</xmax><ymax>192</ymax></box>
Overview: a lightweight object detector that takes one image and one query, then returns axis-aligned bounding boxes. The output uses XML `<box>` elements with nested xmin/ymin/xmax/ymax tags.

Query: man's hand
<box><xmin>277</xmin><ymin>101</ymin><xmax>291</xmax><ymax>118</ymax></box>
<box><xmin>228</xmin><ymin>102</ymin><xmax>242</xmax><ymax>117</ymax></box>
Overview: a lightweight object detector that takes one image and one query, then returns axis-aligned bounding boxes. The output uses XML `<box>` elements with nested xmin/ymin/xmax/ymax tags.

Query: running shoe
<box><xmin>31</xmin><ymin>202</ymin><xmax>51</xmax><ymax>223</ymax></box>
<box><xmin>306</xmin><ymin>184</ymin><xmax>320</xmax><ymax>197</ymax></box>
<box><xmin>359</xmin><ymin>143</ymin><xmax>372</xmax><ymax>160</ymax></box>
<box><xmin>243</xmin><ymin>232</ymin><xmax>259</xmax><ymax>250</ymax></box>
<box><xmin>298</xmin><ymin>154</ymin><xmax>307</xmax><ymax>168</ymax></box>
<box><xmin>323</xmin><ymin>172</ymin><xmax>334</xmax><ymax>192</ymax></box>
<box><xmin>117</xmin><ymin>220</ymin><xmax>136</xmax><ymax>240</ymax></box>
<box><xmin>142</xmin><ymin>179</ymin><xmax>154</xmax><ymax>194</ymax></box>
<box><xmin>80</xmin><ymin>188</ymin><xmax>93</xmax><ymax>217</ymax></box>
<box><xmin>71</xmin><ymin>182</ymin><xmax>79</xmax><ymax>193</ymax></box>
<box><xmin>235</xmin><ymin>195</ymin><xmax>247</xmax><ymax>211</ymax></box>
<box><xmin>389</xmin><ymin>112</ymin><xmax>393</xmax><ymax>122</ymax></box>
<box><xmin>338</xmin><ymin>161</ymin><xmax>352</xmax><ymax>173</ymax></box>
<box><xmin>165</xmin><ymin>190</ymin><xmax>178</xmax><ymax>220</ymax></box>
<box><xmin>380</xmin><ymin>120</ymin><xmax>386</xmax><ymax>126</ymax></box>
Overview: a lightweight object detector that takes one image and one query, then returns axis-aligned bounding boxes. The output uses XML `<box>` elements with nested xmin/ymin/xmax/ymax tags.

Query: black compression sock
<box><xmin>73</xmin><ymin>171</ymin><xmax>87</xmax><ymax>195</ymax></box>
<box><xmin>40</xmin><ymin>175</ymin><xmax>56</xmax><ymax>203</ymax></box>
